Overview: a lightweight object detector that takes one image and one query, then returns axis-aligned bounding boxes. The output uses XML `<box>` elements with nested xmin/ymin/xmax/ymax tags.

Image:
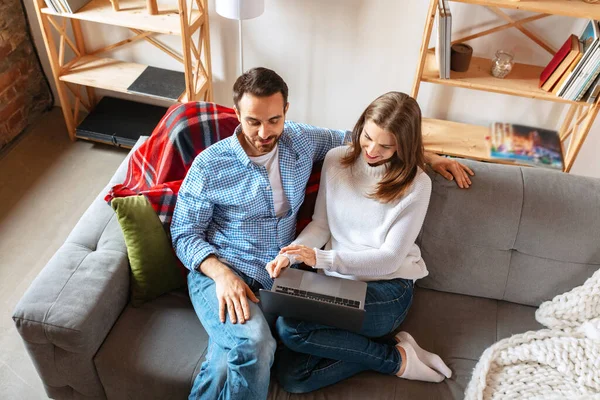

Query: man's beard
<box><xmin>243</xmin><ymin>131</ymin><xmax>282</xmax><ymax>155</ymax></box>
<box><xmin>256</xmin><ymin>139</ymin><xmax>277</xmax><ymax>153</ymax></box>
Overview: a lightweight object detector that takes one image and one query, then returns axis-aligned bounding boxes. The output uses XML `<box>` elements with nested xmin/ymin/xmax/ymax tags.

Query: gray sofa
<box><xmin>13</xmin><ymin>136</ymin><xmax>600</xmax><ymax>400</ymax></box>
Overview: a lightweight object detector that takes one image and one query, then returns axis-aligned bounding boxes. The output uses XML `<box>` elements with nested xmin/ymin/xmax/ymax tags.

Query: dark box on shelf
<box><xmin>76</xmin><ymin>97</ymin><xmax>168</xmax><ymax>147</ymax></box>
<box><xmin>127</xmin><ymin>66</ymin><xmax>186</xmax><ymax>101</ymax></box>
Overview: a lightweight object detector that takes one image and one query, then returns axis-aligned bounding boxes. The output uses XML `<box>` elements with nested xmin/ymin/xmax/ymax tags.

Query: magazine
<box><xmin>489</xmin><ymin>122</ymin><xmax>564</xmax><ymax>170</ymax></box>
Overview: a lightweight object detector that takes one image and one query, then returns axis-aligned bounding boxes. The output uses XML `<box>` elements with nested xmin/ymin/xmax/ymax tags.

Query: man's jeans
<box><xmin>275</xmin><ymin>278</ymin><xmax>414</xmax><ymax>393</ymax></box>
<box><xmin>188</xmin><ymin>269</ymin><xmax>276</xmax><ymax>400</ymax></box>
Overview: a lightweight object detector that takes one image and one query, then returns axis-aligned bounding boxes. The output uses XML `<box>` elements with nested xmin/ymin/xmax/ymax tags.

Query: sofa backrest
<box><xmin>417</xmin><ymin>160</ymin><xmax>600</xmax><ymax>307</ymax></box>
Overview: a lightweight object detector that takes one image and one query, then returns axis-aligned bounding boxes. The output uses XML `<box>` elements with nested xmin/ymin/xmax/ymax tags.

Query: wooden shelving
<box><xmin>58</xmin><ymin>55</ymin><xmax>207</xmax><ymax>101</ymax></box>
<box><xmin>60</xmin><ymin>56</ymin><xmax>147</xmax><ymax>93</ymax></box>
<box><xmin>40</xmin><ymin>0</ymin><xmax>203</xmax><ymax>35</ymax></box>
<box><xmin>422</xmin><ymin>118</ymin><xmax>491</xmax><ymax>161</ymax></box>
<box><xmin>422</xmin><ymin>50</ymin><xmax>587</xmax><ymax>105</ymax></box>
<box><xmin>414</xmin><ymin>0</ymin><xmax>600</xmax><ymax>172</ymax></box>
<box><xmin>452</xmin><ymin>0</ymin><xmax>600</xmax><ymax>20</ymax></box>
<box><xmin>33</xmin><ymin>0</ymin><xmax>213</xmax><ymax>142</ymax></box>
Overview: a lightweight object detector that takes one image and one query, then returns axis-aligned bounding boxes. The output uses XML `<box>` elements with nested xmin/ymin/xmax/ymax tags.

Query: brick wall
<box><xmin>0</xmin><ymin>0</ymin><xmax>52</xmax><ymax>151</ymax></box>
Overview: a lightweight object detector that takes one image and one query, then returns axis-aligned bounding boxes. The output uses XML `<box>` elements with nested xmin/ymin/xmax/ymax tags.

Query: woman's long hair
<box><xmin>341</xmin><ymin>92</ymin><xmax>425</xmax><ymax>203</ymax></box>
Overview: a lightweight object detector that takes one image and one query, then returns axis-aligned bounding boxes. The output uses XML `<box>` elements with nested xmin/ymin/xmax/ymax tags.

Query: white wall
<box><xmin>23</xmin><ymin>0</ymin><xmax>600</xmax><ymax>177</ymax></box>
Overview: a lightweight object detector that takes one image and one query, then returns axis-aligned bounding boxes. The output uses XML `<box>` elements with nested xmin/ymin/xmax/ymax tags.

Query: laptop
<box><xmin>259</xmin><ymin>268</ymin><xmax>367</xmax><ymax>333</ymax></box>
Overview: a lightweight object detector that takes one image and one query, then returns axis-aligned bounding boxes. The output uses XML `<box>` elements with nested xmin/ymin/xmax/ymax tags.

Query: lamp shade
<box><xmin>216</xmin><ymin>0</ymin><xmax>264</xmax><ymax>20</ymax></box>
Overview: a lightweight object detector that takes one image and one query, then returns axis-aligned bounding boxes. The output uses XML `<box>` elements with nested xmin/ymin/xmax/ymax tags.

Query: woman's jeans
<box><xmin>275</xmin><ymin>278</ymin><xmax>414</xmax><ymax>394</ymax></box>
<box><xmin>187</xmin><ymin>269</ymin><xmax>277</xmax><ymax>400</ymax></box>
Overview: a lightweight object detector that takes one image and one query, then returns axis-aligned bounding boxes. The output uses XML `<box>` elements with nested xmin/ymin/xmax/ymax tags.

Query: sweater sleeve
<box><xmin>291</xmin><ymin>149</ymin><xmax>338</xmax><ymax>250</ymax></box>
<box><xmin>314</xmin><ymin>173</ymin><xmax>432</xmax><ymax>277</ymax></box>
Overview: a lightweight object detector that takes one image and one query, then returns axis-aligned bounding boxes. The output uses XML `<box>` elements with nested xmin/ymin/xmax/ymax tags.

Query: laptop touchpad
<box><xmin>299</xmin><ymin>272</ymin><xmax>341</xmax><ymax>296</ymax></box>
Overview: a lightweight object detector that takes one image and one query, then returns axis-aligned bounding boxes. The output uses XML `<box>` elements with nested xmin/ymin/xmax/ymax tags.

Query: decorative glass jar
<box><xmin>491</xmin><ymin>50</ymin><xmax>514</xmax><ymax>79</ymax></box>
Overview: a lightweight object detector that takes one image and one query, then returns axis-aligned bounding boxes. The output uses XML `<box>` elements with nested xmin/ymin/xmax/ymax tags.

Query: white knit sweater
<box><xmin>293</xmin><ymin>146</ymin><xmax>432</xmax><ymax>282</ymax></box>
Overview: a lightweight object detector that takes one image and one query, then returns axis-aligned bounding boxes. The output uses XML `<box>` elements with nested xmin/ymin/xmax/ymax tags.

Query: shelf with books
<box><xmin>451</xmin><ymin>0</ymin><xmax>600</xmax><ymax>20</ymax></box>
<box><xmin>33</xmin><ymin>0</ymin><xmax>213</xmax><ymax>144</ymax></box>
<box><xmin>422</xmin><ymin>49</ymin><xmax>588</xmax><ymax>105</ymax></box>
<box><xmin>413</xmin><ymin>0</ymin><xmax>600</xmax><ymax>172</ymax></box>
<box><xmin>41</xmin><ymin>0</ymin><xmax>204</xmax><ymax>35</ymax></box>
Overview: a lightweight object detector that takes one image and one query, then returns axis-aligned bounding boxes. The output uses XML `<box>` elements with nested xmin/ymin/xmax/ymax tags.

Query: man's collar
<box><xmin>230</xmin><ymin>125</ymin><xmax>253</xmax><ymax>167</ymax></box>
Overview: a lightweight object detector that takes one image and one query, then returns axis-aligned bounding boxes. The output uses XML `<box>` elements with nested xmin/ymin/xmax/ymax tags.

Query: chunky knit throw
<box><xmin>465</xmin><ymin>268</ymin><xmax>600</xmax><ymax>400</ymax></box>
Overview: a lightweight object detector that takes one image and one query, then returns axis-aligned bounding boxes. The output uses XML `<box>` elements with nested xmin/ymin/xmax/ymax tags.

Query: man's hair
<box><xmin>341</xmin><ymin>91</ymin><xmax>425</xmax><ymax>203</ymax></box>
<box><xmin>233</xmin><ymin>67</ymin><xmax>289</xmax><ymax>110</ymax></box>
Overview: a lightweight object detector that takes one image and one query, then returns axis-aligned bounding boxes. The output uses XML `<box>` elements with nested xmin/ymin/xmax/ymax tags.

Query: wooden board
<box><xmin>422</xmin><ymin>50</ymin><xmax>585</xmax><ymax>105</ymax></box>
<box><xmin>422</xmin><ymin>118</ymin><xmax>492</xmax><ymax>161</ymax></box>
<box><xmin>59</xmin><ymin>55</ymin><xmax>185</xmax><ymax>100</ymax></box>
<box><xmin>452</xmin><ymin>0</ymin><xmax>600</xmax><ymax>19</ymax></box>
<box><xmin>41</xmin><ymin>0</ymin><xmax>203</xmax><ymax>35</ymax></box>
<box><xmin>422</xmin><ymin>117</ymin><xmax>545</xmax><ymax>167</ymax></box>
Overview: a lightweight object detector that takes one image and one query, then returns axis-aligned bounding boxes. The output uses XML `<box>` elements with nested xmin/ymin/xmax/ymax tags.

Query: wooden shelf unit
<box><xmin>413</xmin><ymin>0</ymin><xmax>600</xmax><ymax>172</ymax></box>
<box><xmin>33</xmin><ymin>0</ymin><xmax>213</xmax><ymax>141</ymax></box>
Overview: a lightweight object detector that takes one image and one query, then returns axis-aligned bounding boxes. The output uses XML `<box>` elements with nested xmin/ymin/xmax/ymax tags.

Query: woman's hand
<box><xmin>279</xmin><ymin>245</ymin><xmax>317</xmax><ymax>267</ymax></box>
<box><xmin>266</xmin><ymin>254</ymin><xmax>291</xmax><ymax>279</ymax></box>
<box><xmin>425</xmin><ymin>152</ymin><xmax>474</xmax><ymax>189</ymax></box>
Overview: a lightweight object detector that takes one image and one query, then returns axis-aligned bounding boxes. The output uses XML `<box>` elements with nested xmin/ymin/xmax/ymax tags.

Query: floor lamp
<box><xmin>216</xmin><ymin>0</ymin><xmax>265</xmax><ymax>75</ymax></box>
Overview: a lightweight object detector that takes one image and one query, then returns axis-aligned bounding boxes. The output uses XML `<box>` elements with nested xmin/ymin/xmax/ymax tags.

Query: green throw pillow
<box><xmin>111</xmin><ymin>195</ymin><xmax>185</xmax><ymax>307</ymax></box>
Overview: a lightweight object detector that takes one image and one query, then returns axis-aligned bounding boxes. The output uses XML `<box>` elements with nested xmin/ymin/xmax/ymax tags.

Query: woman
<box><xmin>265</xmin><ymin>92</ymin><xmax>453</xmax><ymax>393</ymax></box>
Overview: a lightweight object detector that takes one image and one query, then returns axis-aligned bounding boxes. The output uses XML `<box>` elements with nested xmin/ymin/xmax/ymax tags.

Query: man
<box><xmin>171</xmin><ymin>67</ymin><xmax>473</xmax><ymax>400</ymax></box>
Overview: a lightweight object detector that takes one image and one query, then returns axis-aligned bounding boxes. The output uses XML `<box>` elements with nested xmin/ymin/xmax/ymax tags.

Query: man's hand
<box><xmin>265</xmin><ymin>255</ymin><xmax>291</xmax><ymax>279</ymax></box>
<box><xmin>279</xmin><ymin>245</ymin><xmax>317</xmax><ymax>267</ymax></box>
<box><xmin>199</xmin><ymin>255</ymin><xmax>259</xmax><ymax>324</ymax></box>
<box><xmin>213</xmin><ymin>270</ymin><xmax>259</xmax><ymax>324</ymax></box>
<box><xmin>425</xmin><ymin>152</ymin><xmax>474</xmax><ymax>189</ymax></box>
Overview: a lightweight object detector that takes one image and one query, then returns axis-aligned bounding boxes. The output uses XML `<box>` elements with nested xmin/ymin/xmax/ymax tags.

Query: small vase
<box><xmin>491</xmin><ymin>50</ymin><xmax>514</xmax><ymax>79</ymax></box>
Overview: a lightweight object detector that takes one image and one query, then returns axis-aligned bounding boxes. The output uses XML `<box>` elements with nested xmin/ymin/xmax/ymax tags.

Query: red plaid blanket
<box><xmin>105</xmin><ymin>101</ymin><xmax>320</xmax><ymax>237</ymax></box>
<box><xmin>104</xmin><ymin>102</ymin><xmax>239</xmax><ymax>230</ymax></box>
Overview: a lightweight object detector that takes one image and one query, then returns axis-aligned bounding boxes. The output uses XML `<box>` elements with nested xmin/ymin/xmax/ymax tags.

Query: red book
<box><xmin>539</xmin><ymin>34</ymin><xmax>579</xmax><ymax>88</ymax></box>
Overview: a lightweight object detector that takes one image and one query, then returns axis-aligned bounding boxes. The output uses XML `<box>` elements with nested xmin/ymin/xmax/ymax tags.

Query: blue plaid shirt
<box><xmin>171</xmin><ymin>121</ymin><xmax>350</xmax><ymax>289</ymax></box>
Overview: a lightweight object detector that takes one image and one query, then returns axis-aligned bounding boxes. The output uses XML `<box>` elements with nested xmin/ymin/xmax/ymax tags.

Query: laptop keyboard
<box><xmin>276</xmin><ymin>286</ymin><xmax>361</xmax><ymax>309</ymax></box>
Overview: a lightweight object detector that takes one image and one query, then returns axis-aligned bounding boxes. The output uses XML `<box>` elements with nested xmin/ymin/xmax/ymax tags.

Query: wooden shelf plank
<box><xmin>451</xmin><ymin>0</ymin><xmax>600</xmax><ymax>20</ymax></box>
<box><xmin>60</xmin><ymin>56</ymin><xmax>146</xmax><ymax>92</ymax></box>
<box><xmin>423</xmin><ymin>118</ymin><xmax>492</xmax><ymax>161</ymax></box>
<box><xmin>41</xmin><ymin>0</ymin><xmax>203</xmax><ymax>35</ymax></box>
<box><xmin>422</xmin><ymin>50</ymin><xmax>585</xmax><ymax>104</ymax></box>
<box><xmin>59</xmin><ymin>55</ymin><xmax>188</xmax><ymax>101</ymax></box>
<box><xmin>423</xmin><ymin>117</ymin><xmax>564</xmax><ymax>168</ymax></box>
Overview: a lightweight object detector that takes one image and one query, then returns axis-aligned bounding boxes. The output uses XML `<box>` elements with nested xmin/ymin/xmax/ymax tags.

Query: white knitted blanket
<box><xmin>465</xmin><ymin>268</ymin><xmax>600</xmax><ymax>400</ymax></box>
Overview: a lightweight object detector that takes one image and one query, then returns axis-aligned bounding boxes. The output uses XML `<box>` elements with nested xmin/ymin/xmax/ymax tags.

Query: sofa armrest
<box><xmin>12</xmin><ymin>192</ymin><xmax>130</xmax><ymax>399</ymax></box>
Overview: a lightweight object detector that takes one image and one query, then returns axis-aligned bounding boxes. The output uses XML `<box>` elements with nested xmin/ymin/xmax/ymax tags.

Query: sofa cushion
<box><xmin>94</xmin><ymin>291</ymin><xmax>208</xmax><ymax>400</ymax></box>
<box><xmin>268</xmin><ymin>287</ymin><xmax>542</xmax><ymax>400</ymax></box>
<box><xmin>111</xmin><ymin>195</ymin><xmax>185</xmax><ymax>306</ymax></box>
<box><xmin>93</xmin><ymin>284</ymin><xmax>540</xmax><ymax>400</ymax></box>
<box><xmin>418</xmin><ymin>159</ymin><xmax>600</xmax><ymax>307</ymax></box>
<box><xmin>506</xmin><ymin>167</ymin><xmax>600</xmax><ymax>306</ymax></box>
<box><xmin>418</xmin><ymin>161</ymin><xmax>522</xmax><ymax>301</ymax></box>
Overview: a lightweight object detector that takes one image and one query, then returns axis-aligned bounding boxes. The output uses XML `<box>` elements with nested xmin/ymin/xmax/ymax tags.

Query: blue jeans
<box><xmin>188</xmin><ymin>269</ymin><xmax>277</xmax><ymax>400</ymax></box>
<box><xmin>275</xmin><ymin>278</ymin><xmax>414</xmax><ymax>393</ymax></box>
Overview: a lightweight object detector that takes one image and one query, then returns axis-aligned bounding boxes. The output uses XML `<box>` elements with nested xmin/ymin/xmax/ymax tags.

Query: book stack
<box><xmin>435</xmin><ymin>0</ymin><xmax>452</xmax><ymax>79</ymax></box>
<box><xmin>488</xmin><ymin>122</ymin><xmax>564</xmax><ymax>170</ymax></box>
<box><xmin>540</xmin><ymin>20</ymin><xmax>600</xmax><ymax>103</ymax></box>
<box><xmin>43</xmin><ymin>0</ymin><xmax>90</xmax><ymax>13</ymax></box>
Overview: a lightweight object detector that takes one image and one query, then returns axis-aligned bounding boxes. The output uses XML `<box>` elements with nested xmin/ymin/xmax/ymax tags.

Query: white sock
<box><xmin>395</xmin><ymin>331</ymin><xmax>452</xmax><ymax>379</ymax></box>
<box><xmin>395</xmin><ymin>340</ymin><xmax>445</xmax><ymax>382</ymax></box>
